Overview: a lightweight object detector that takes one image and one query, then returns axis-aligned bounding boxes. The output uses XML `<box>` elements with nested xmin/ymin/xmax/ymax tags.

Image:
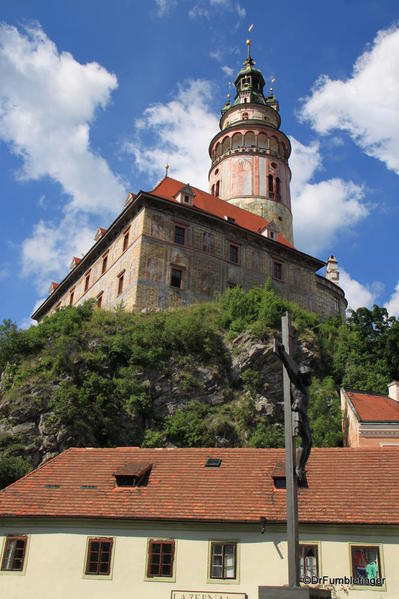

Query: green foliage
<box><xmin>163</xmin><ymin>401</ymin><xmax>217</xmax><ymax>447</ymax></box>
<box><xmin>309</xmin><ymin>377</ymin><xmax>343</xmax><ymax>447</ymax></box>
<box><xmin>249</xmin><ymin>423</ymin><xmax>284</xmax><ymax>448</ymax></box>
<box><xmin>2</xmin><ymin>286</ymin><xmax>399</xmax><ymax>483</ymax></box>
<box><xmin>0</xmin><ymin>454</ymin><xmax>32</xmax><ymax>489</ymax></box>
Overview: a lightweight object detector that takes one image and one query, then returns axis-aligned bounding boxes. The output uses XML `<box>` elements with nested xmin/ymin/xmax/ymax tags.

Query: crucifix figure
<box><xmin>274</xmin><ymin>340</ymin><xmax>312</xmax><ymax>484</ymax></box>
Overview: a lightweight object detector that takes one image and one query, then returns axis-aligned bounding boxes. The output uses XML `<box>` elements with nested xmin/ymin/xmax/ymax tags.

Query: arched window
<box><xmin>222</xmin><ymin>137</ymin><xmax>230</xmax><ymax>154</ymax></box>
<box><xmin>215</xmin><ymin>181</ymin><xmax>220</xmax><ymax>197</ymax></box>
<box><xmin>270</xmin><ymin>137</ymin><xmax>278</xmax><ymax>155</ymax></box>
<box><xmin>268</xmin><ymin>174</ymin><xmax>274</xmax><ymax>198</ymax></box>
<box><xmin>211</xmin><ymin>184</ymin><xmax>215</xmax><ymax>196</ymax></box>
<box><xmin>258</xmin><ymin>133</ymin><xmax>267</xmax><ymax>149</ymax></box>
<box><xmin>244</xmin><ymin>132</ymin><xmax>255</xmax><ymax>148</ymax></box>
<box><xmin>232</xmin><ymin>133</ymin><xmax>242</xmax><ymax>150</ymax></box>
<box><xmin>276</xmin><ymin>177</ymin><xmax>281</xmax><ymax>200</ymax></box>
<box><xmin>215</xmin><ymin>143</ymin><xmax>222</xmax><ymax>158</ymax></box>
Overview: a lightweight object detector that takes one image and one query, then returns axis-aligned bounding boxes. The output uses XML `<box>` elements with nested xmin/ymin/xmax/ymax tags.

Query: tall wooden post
<box><xmin>282</xmin><ymin>311</ymin><xmax>300</xmax><ymax>587</ymax></box>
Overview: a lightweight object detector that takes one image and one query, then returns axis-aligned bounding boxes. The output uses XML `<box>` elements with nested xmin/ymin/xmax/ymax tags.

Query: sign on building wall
<box><xmin>171</xmin><ymin>592</ymin><xmax>247</xmax><ymax>599</ymax></box>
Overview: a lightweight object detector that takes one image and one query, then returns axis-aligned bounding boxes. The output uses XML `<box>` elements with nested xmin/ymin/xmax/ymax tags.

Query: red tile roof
<box><xmin>1</xmin><ymin>447</ymin><xmax>398</xmax><ymax>525</ymax></box>
<box><xmin>150</xmin><ymin>177</ymin><xmax>294</xmax><ymax>248</ymax></box>
<box><xmin>346</xmin><ymin>390</ymin><xmax>399</xmax><ymax>422</ymax></box>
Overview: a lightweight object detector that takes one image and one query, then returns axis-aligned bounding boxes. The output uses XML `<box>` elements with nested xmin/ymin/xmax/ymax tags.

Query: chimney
<box><xmin>388</xmin><ymin>381</ymin><xmax>399</xmax><ymax>402</ymax></box>
<box><xmin>326</xmin><ymin>255</ymin><xmax>339</xmax><ymax>284</ymax></box>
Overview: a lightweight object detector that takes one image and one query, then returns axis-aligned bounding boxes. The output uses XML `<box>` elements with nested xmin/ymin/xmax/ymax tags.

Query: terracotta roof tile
<box><xmin>1</xmin><ymin>447</ymin><xmax>398</xmax><ymax>525</ymax></box>
<box><xmin>150</xmin><ymin>177</ymin><xmax>294</xmax><ymax>249</ymax></box>
<box><xmin>347</xmin><ymin>390</ymin><xmax>399</xmax><ymax>422</ymax></box>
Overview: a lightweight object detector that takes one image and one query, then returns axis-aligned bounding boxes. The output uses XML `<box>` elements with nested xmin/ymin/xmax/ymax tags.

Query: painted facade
<box><xmin>32</xmin><ymin>183</ymin><xmax>346</xmax><ymax>321</ymax></box>
<box><xmin>32</xmin><ymin>46</ymin><xmax>348</xmax><ymax>322</ymax></box>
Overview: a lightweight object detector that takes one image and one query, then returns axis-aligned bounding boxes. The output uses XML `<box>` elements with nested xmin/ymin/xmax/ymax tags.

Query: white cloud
<box><xmin>221</xmin><ymin>65</ymin><xmax>234</xmax><ymax>77</ymax></box>
<box><xmin>385</xmin><ymin>281</ymin><xmax>399</xmax><ymax>317</ymax></box>
<box><xmin>300</xmin><ymin>25</ymin><xmax>399</xmax><ymax>175</ymax></box>
<box><xmin>236</xmin><ymin>3</ymin><xmax>246</xmax><ymax>18</ymax></box>
<box><xmin>126</xmin><ymin>79</ymin><xmax>219</xmax><ymax>190</ymax></box>
<box><xmin>289</xmin><ymin>137</ymin><xmax>369</xmax><ymax>255</ymax></box>
<box><xmin>0</xmin><ymin>264</ymin><xmax>9</xmax><ymax>281</ymax></box>
<box><xmin>20</xmin><ymin>297</ymin><xmax>44</xmax><ymax>329</ymax></box>
<box><xmin>0</xmin><ymin>23</ymin><xmax>125</xmax><ymax>215</ymax></box>
<box><xmin>189</xmin><ymin>5</ymin><xmax>209</xmax><ymax>18</ymax></box>
<box><xmin>21</xmin><ymin>214</ymin><xmax>95</xmax><ymax>294</ymax></box>
<box><xmin>339</xmin><ymin>268</ymin><xmax>379</xmax><ymax>311</ymax></box>
<box><xmin>154</xmin><ymin>0</ymin><xmax>178</xmax><ymax>16</ymax></box>
<box><xmin>0</xmin><ymin>23</ymin><xmax>125</xmax><ymax>293</ymax></box>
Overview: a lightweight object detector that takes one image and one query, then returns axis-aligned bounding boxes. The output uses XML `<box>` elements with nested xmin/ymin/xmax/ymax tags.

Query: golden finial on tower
<box><xmin>165</xmin><ymin>162</ymin><xmax>169</xmax><ymax>177</ymax></box>
<box><xmin>270</xmin><ymin>76</ymin><xmax>276</xmax><ymax>95</ymax></box>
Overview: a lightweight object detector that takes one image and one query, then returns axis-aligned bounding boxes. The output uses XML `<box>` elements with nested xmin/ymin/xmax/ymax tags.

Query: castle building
<box><xmin>32</xmin><ymin>44</ymin><xmax>347</xmax><ymax>323</ymax></box>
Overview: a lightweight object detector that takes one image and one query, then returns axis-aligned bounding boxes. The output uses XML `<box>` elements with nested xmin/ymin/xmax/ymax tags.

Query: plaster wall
<box><xmin>0</xmin><ymin>521</ymin><xmax>397</xmax><ymax>599</ymax></box>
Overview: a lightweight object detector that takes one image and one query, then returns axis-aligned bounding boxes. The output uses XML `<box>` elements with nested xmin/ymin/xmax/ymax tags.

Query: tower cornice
<box><xmin>208</xmin><ymin>121</ymin><xmax>291</xmax><ymax>160</ymax></box>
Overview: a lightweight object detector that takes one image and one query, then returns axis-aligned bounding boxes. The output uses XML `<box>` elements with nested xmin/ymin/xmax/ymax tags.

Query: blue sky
<box><xmin>1</xmin><ymin>0</ymin><xmax>399</xmax><ymax>326</ymax></box>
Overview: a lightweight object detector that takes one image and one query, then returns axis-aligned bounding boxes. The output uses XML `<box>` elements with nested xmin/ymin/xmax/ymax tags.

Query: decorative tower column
<box><xmin>208</xmin><ymin>40</ymin><xmax>294</xmax><ymax>245</ymax></box>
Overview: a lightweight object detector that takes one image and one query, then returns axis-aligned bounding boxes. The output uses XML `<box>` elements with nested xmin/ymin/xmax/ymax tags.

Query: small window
<box><xmin>117</xmin><ymin>272</ymin><xmax>125</xmax><ymax>296</ymax></box>
<box><xmin>229</xmin><ymin>244</ymin><xmax>239</xmax><ymax>264</ymax></box>
<box><xmin>101</xmin><ymin>253</ymin><xmax>108</xmax><ymax>274</ymax></box>
<box><xmin>215</xmin><ymin>181</ymin><xmax>220</xmax><ymax>197</ymax></box>
<box><xmin>122</xmin><ymin>229</ymin><xmax>130</xmax><ymax>252</ymax></box>
<box><xmin>97</xmin><ymin>292</ymin><xmax>103</xmax><ymax>308</ymax></box>
<box><xmin>1</xmin><ymin>536</ymin><xmax>27</xmax><ymax>572</ymax></box>
<box><xmin>241</xmin><ymin>112</ymin><xmax>248</xmax><ymax>120</ymax></box>
<box><xmin>205</xmin><ymin>458</ymin><xmax>222</xmax><ymax>468</ymax></box>
<box><xmin>299</xmin><ymin>544</ymin><xmax>319</xmax><ymax>579</ymax></box>
<box><xmin>210</xmin><ymin>542</ymin><xmax>236</xmax><ymax>579</ymax></box>
<box><xmin>85</xmin><ymin>538</ymin><xmax>113</xmax><ymax>576</ymax></box>
<box><xmin>174</xmin><ymin>225</ymin><xmax>186</xmax><ymax>245</ymax></box>
<box><xmin>351</xmin><ymin>545</ymin><xmax>383</xmax><ymax>585</ymax></box>
<box><xmin>273</xmin><ymin>262</ymin><xmax>282</xmax><ymax>280</ymax></box>
<box><xmin>147</xmin><ymin>540</ymin><xmax>175</xmax><ymax>578</ymax></box>
<box><xmin>69</xmin><ymin>288</ymin><xmax>75</xmax><ymax>306</ymax></box>
<box><xmin>170</xmin><ymin>268</ymin><xmax>183</xmax><ymax>289</ymax></box>
<box><xmin>334</xmin><ymin>297</ymin><xmax>340</xmax><ymax>312</ymax></box>
<box><xmin>268</xmin><ymin>174</ymin><xmax>274</xmax><ymax>198</ymax></box>
<box><xmin>84</xmin><ymin>272</ymin><xmax>90</xmax><ymax>292</ymax></box>
<box><xmin>184</xmin><ymin>195</ymin><xmax>190</xmax><ymax>203</ymax></box>
<box><xmin>276</xmin><ymin>177</ymin><xmax>281</xmax><ymax>200</ymax></box>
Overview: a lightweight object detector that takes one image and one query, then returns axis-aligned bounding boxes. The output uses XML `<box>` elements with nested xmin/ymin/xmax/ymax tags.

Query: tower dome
<box><xmin>208</xmin><ymin>41</ymin><xmax>293</xmax><ymax>245</ymax></box>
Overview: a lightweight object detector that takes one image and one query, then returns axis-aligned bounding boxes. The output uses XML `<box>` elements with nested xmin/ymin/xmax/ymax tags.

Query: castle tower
<box><xmin>208</xmin><ymin>40</ymin><xmax>293</xmax><ymax>245</ymax></box>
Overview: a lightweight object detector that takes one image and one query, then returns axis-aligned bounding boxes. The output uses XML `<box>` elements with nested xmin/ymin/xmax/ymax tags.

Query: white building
<box><xmin>0</xmin><ymin>447</ymin><xmax>398</xmax><ymax>598</ymax></box>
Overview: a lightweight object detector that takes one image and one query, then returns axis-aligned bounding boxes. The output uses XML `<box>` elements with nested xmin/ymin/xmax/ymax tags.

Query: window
<box><xmin>117</xmin><ymin>271</ymin><xmax>125</xmax><ymax>295</ymax></box>
<box><xmin>229</xmin><ymin>244</ymin><xmax>239</xmax><ymax>264</ymax></box>
<box><xmin>101</xmin><ymin>253</ymin><xmax>108</xmax><ymax>274</ymax></box>
<box><xmin>210</xmin><ymin>542</ymin><xmax>236</xmax><ymax>579</ymax></box>
<box><xmin>299</xmin><ymin>544</ymin><xmax>318</xmax><ymax>579</ymax></box>
<box><xmin>174</xmin><ymin>225</ymin><xmax>186</xmax><ymax>245</ymax></box>
<box><xmin>69</xmin><ymin>288</ymin><xmax>75</xmax><ymax>305</ymax></box>
<box><xmin>276</xmin><ymin>177</ymin><xmax>281</xmax><ymax>200</ymax></box>
<box><xmin>351</xmin><ymin>545</ymin><xmax>383</xmax><ymax>585</ymax></box>
<box><xmin>1</xmin><ymin>536</ymin><xmax>27</xmax><ymax>572</ymax></box>
<box><xmin>215</xmin><ymin>181</ymin><xmax>220</xmax><ymax>197</ymax></box>
<box><xmin>184</xmin><ymin>195</ymin><xmax>190</xmax><ymax>203</ymax></box>
<box><xmin>85</xmin><ymin>538</ymin><xmax>113</xmax><ymax>576</ymax></box>
<box><xmin>97</xmin><ymin>292</ymin><xmax>103</xmax><ymax>308</ymax></box>
<box><xmin>84</xmin><ymin>271</ymin><xmax>90</xmax><ymax>292</ymax></box>
<box><xmin>170</xmin><ymin>268</ymin><xmax>183</xmax><ymax>289</ymax></box>
<box><xmin>273</xmin><ymin>262</ymin><xmax>282</xmax><ymax>280</ymax></box>
<box><xmin>122</xmin><ymin>228</ymin><xmax>130</xmax><ymax>252</ymax></box>
<box><xmin>268</xmin><ymin>174</ymin><xmax>274</xmax><ymax>198</ymax></box>
<box><xmin>334</xmin><ymin>297</ymin><xmax>340</xmax><ymax>313</ymax></box>
<box><xmin>147</xmin><ymin>540</ymin><xmax>175</xmax><ymax>578</ymax></box>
